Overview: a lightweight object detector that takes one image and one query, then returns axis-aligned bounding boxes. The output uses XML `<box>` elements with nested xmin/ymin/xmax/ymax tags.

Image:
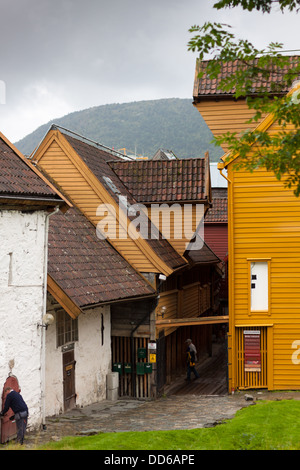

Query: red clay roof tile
<box><xmin>108</xmin><ymin>159</ymin><xmax>207</xmax><ymax>203</ymax></box>
<box><xmin>194</xmin><ymin>56</ymin><xmax>300</xmax><ymax>99</ymax></box>
<box><xmin>0</xmin><ymin>138</ymin><xmax>59</xmax><ymax>199</ymax></box>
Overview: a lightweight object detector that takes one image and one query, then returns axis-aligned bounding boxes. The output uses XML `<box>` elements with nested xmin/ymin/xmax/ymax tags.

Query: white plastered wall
<box><xmin>45</xmin><ymin>294</ymin><xmax>111</xmax><ymax>417</ymax></box>
<box><xmin>0</xmin><ymin>210</ymin><xmax>47</xmax><ymax>429</ymax></box>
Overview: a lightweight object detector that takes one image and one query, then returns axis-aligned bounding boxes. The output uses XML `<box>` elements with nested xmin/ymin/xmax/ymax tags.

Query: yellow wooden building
<box><xmin>194</xmin><ymin>58</ymin><xmax>300</xmax><ymax>391</ymax></box>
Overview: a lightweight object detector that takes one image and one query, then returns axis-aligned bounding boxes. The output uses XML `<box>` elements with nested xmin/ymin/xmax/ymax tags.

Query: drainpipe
<box><xmin>218</xmin><ymin>161</ymin><xmax>234</xmax><ymax>392</ymax></box>
<box><xmin>41</xmin><ymin>206</ymin><xmax>60</xmax><ymax>429</ymax></box>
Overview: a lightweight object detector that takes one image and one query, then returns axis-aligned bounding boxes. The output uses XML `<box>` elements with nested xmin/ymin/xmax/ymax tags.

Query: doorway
<box><xmin>63</xmin><ymin>349</ymin><xmax>76</xmax><ymax>411</ymax></box>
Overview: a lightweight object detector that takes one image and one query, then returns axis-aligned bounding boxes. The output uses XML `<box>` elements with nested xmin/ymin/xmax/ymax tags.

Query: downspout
<box><xmin>41</xmin><ymin>206</ymin><xmax>60</xmax><ymax>429</ymax></box>
<box><xmin>218</xmin><ymin>162</ymin><xmax>234</xmax><ymax>393</ymax></box>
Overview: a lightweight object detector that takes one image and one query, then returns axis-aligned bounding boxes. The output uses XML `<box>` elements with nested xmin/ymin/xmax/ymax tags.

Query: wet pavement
<box><xmin>21</xmin><ymin>388</ymin><xmax>300</xmax><ymax>448</ymax></box>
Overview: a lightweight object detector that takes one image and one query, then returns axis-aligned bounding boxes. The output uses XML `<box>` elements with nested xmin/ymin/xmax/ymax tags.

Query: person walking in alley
<box><xmin>0</xmin><ymin>387</ymin><xmax>28</xmax><ymax>445</ymax></box>
<box><xmin>185</xmin><ymin>339</ymin><xmax>200</xmax><ymax>382</ymax></box>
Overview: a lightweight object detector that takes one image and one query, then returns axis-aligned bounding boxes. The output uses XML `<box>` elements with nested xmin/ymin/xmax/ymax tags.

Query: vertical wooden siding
<box><xmin>235</xmin><ymin>326</ymin><xmax>268</xmax><ymax>389</ymax></box>
<box><xmin>112</xmin><ymin>336</ymin><xmax>152</xmax><ymax>398</ymax></box>
<box><xmin>204</xmin><ymin>224</ymin><xmax>228</xmax><ymax>261</ymax></box>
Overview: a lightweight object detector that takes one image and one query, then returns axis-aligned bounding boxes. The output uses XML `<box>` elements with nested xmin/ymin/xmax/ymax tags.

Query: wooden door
<box><xmin>63</xmin><ymin>350</ymin><xmax>76</xmax><ymax>411</ymax></box>
<box><xmin>1</xmin><ymin>376</ymin><xmax>20</xmax><ymax>443</ymax></box>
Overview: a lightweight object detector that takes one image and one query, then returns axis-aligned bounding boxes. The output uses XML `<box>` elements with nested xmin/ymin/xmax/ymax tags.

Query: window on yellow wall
<box><xmin>250</xmin><ymin>261</ymin><xmax>269</xmax><ymax>311</ymax></box>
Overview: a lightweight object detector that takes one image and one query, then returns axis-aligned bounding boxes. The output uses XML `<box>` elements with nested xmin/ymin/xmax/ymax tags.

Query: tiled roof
<box><xmin>62</xmin><ymin>132</ymin><xmax>187</xmax><ymax>271</ymax></box>
<box><xmin>205</xmin><ymin>189</ymin><xmax>227</xmax><ymax>223</ymax></box>
<box><xmin>194</xmin><ymin>56</ymin><xmax>300</xmax><ymax>99</ymax></box>
<box><xmin>108</xmin><ymin>159</ymin><xmax>208</xmax><ymax>203</ymax></box>
<box><xmin>0</xmin><ymin>137</ymin><xmax>60</xmax><ymax>199</ymax></box>
<box><xmin>48</xmin><ymin>206</ymin><xmax>155</xmax><ymax>308</ymax></box>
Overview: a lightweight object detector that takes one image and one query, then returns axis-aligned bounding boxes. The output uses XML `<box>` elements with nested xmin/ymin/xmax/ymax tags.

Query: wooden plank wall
<box><xmin>194</xmin><ymin>100</ymin><xmax>265</xmax><ymax>152</ymax></box>
<box><xmin>228</xmin><ymin>121</ymin><xmax>300</xmax><ymax>390</ymax></box>
<box><xmin>156</xmin><ymin>283</ymin><xmax>213</xmax><ymax>337</ymax></box>
<box><xmin>165</xmin><ymin>325</ymin><xmax>212</xmax><ymax>384</ymax></box>
<box><xmin>112</xmin><ymin>336</ymin><xmax>152</xmax><ymax>398</ymax></box>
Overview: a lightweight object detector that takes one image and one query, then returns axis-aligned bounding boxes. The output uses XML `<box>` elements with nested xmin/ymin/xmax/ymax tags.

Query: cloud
<box><xmin>0</xmin><ymin>0</ymin><xmax>299</xmax><ymax>142</ymax></box>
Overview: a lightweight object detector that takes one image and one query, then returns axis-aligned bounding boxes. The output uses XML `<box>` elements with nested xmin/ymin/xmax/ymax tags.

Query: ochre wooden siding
<box><xmin>156</xmin><ymin>283</ymin><xmax>212</xmax><ymax>337</ymax></box>
<box><xmin>147</xmin><ymin>204</ymin><xmax>202</xmax><ymax>256</ymax></box>
<box><xmin>35</xmin><ymin>135</ymin><xmax>163</xmax><ymax>274</ymax></box>
<box><xmin>193</xmin><ymin>100</ymin><xmax>266</xmax><ymax>152</ymax></box>
<box><xmin>227</xmin><ymin>129</ymin><xmax>300</xmax><ymax>391</ymax></box>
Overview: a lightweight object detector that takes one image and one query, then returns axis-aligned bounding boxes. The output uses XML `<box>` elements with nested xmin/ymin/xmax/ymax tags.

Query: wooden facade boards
<box><xmin>219</xmin><ymin>81</ymin><xmax>300</xmax><ymax>391</ymax></box>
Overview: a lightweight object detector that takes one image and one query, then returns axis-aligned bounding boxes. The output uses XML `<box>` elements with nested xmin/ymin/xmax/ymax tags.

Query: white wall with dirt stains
<box><xmin>0</xmin><ymin>210</ymin><xmax>48</xmax><ymax>430</ymax></box>
<box><xmin>45</xmin><ymin>295</ymin><xmax>111</xmax><ymax>417</ymax></box>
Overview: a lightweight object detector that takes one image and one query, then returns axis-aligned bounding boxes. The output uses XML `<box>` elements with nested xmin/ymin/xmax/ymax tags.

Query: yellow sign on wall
<box><xmin>150</xmin><ymin>354</ymin><xmax>156</xmax><ymax>363</ymax></box>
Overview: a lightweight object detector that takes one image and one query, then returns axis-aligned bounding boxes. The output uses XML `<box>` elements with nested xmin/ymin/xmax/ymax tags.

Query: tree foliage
<box><xmin>189</xmin><ymin>0</ymin><xmax>300</xmax><ymax>195</ymax></box>
<box><xmin>214</xmin><ymin>0</ymin><xmax>300</xmax><ymax>13</ymax></box>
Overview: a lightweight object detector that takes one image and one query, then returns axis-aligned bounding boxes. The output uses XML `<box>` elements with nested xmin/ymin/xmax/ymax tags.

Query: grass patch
<box><xmin>37</xmin><ymin>399</ymin><xmax>300</xmax><ymax>450</ymax></box>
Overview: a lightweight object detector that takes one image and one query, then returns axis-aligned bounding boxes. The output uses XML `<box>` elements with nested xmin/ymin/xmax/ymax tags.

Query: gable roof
<box><xmin>31</xmin><ymin>125</ymin><xmax>218</xmax><ymax>274</ymax></box>
<box><xmin>0</xmin><ymin>132</ymin><xmax>69</xmax><ymax>209</ymax></box>
<box><xmin>108</xmin><ymin>155</ymin><xmax>211</xmax><ymax>204</ymax></box>
<box><xmin>193</xmin><ymin>56</ymin><xmax>300</xmax><ymax>101</ymax></box>
<box><xmin>152</xmin><ymin>149</ymin><xmax>177</xmax><ymax>160</ymax></box>
<box><xmin>47</xmin><ymin>206</ymin><xmax>156</xmax><ymax>315</ymax></box>
<box><xmin>59</xmin><ymin>130</ymin><xmax>187</xmax><ymax>272</ymax></box>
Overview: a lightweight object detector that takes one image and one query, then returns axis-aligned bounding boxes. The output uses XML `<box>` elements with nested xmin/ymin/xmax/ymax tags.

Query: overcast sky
<box><xmin>0</xmin><ymin>0</ymin><xmax>299</xmax><ymax>142</ymax></box>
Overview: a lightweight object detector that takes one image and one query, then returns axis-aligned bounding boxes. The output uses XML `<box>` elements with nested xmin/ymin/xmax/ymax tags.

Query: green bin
<box><xmin>136</xmin><ymin>362</ymin><xmax>145</xmax><ymax>375</ymax></box>
<box><xmin>137</xmin><ymin>348</ymin><xmax>147</xmax><ymax>359</ymax></box>
<box><xmin>144</xmin><ymin>363</ymin><xmax>152</xmax><ymax>374</ymax></box>
<box><xmin>124</xmin><ymin>363</ymin><xmax>132</xmax><ymax>373</ymax></box>
<box><xmin>113</xmin><ymin>362</ymin><xmax>123</xmax><ymax>374</ymax></box>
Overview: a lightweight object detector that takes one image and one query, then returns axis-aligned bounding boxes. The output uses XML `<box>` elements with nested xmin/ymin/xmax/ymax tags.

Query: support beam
<box><xmin>155</xmin><ymin>315</ymin><xmax>229</xmax><ymax>328</ymax></box>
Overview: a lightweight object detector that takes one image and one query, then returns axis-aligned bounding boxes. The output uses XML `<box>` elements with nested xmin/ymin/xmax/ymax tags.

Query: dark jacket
<box><xmin>2</xmin><ymin>391</ymin><xmax>28</xmax><ymax>415</ymax></box>
<box><xmin>186</xmin><ymin>345</ymin><xmax>197</xmax><ymax>364</ymax></box>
